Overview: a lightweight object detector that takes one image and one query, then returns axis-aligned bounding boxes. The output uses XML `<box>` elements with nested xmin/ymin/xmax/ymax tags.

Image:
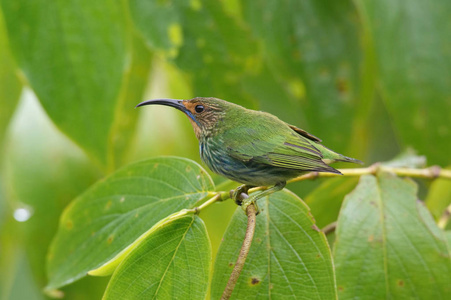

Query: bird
<box><xmin>136</xmin><ymin>97</ymin><xmax>362</xmax><ymax>212</ymax></box>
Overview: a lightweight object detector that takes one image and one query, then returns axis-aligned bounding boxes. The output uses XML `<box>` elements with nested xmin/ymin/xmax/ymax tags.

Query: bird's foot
<box><xmin>231</xmin><ymin>184</ymin><xmax>253</xmax><ymax>206</ymax></box>
<box><xmin>240</xmin><ymin>181</ymin><xmax>287</xmax><ymax>215</ymax></box>
<box><xmin>240</xmin><ymin>196</ymin><xmax>260</xmax><ymax>215</ymax></box>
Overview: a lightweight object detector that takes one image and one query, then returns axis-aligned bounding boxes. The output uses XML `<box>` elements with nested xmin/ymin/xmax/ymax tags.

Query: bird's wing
<box><xmin>258</xmin><ymin>133</ymin><xmax>338</xmax><ymax>172</ymax></box>
<box><xmin>224</xmin><ymin>121</ymin><xmax>335</xmax><ymax>172</ymax></box>
<box><xmin>224</xmin><ymin>126</ymin><xmax>282</xmax><ymax>161</ymax></box>
<box><xmin>288</xmin><ymin>124</ymin><xmax>322</xmax><ymax>142</ymax></box>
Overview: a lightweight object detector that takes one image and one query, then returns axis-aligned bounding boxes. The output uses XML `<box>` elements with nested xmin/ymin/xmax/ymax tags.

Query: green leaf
<box><xmin>46</xmin><ymin>157</ymin><xmax>214</xmax><ymax>291</ymax></box>
<box><xmin>426</xmin><ymin>167</ymin><xmax>451</xmax><ymax>220</ymax></box>
<box><xmin>241</xmin><ymin>64</ymin><xmax>307</xmax><ymax>126</ymax></box>
<box><xmin>242</xmin><ymin>0</ymin><xmax>364</xmax><ymax>153</ymax></box>
<box><xmin>211</xmin><ymin>190</ymin><xmax>336</xmax><ymax>299</ymax></box>
<box><xmin>104</xmin><ymin>214</ymin><xmax>211</xmax><ymax>300</ymax></box>
<box><xmin>129</xmin><ymin>0</ymin><xmax>258</xmax><ymax>108</ymax></box>
<box><xmin>3</xmin><ymin>94</ymin><xmax>100</xmax><ymax>289</ymax></box>
<box><xmin>357</xmin><ymin>0</ymin><xmax>451</xmax><ymax>165</ymax></box>
<box><xmin>305</xmin><ymin>177</ymin><xmax>359</xmax><ymax>228</ymax></box>
<box><xmin>0</xmin><ymin>10</ymin><xmax>21</xmax><ymax>149</ymax></box>
<box><xmin>109</xmin><ymin>33</ymin><xmax>152</xmax><ymax>170</ymax></box>
<box><xmin>380</xmin><ymin>148</ymin><xmax>426</xmax><ymax>168</ymax></box>
<box><xmin>334</xmin><ymin>173</ymin><xmax>451</xmax><ymax>298</ymax></box>
<box><xmin>0</xmin><ymin>0</ymin><xmax>128</xmax><ymax>167</ymax></box>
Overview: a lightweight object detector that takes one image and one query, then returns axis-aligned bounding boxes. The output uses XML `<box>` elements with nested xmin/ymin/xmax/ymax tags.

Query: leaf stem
<box><xmin>221</xmin><ymin>200</ymin><xmax>257</xmax><ymax>300</ymax></box>
<box><xmin>438</xmin><ymin>203</ymin><xmax>451</xmax><ymax>229</ymax></box>
<box><xmin>194</xmin><ymin>193</ymin><xmax>222</xmax><ymax>212</ymax></box>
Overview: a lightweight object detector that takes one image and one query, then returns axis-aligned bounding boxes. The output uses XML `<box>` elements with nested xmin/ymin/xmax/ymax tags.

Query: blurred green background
<box><xmin>0</xmin><ymin>0</ymin><xmax>450</xmax><ymax>299</ymax></box>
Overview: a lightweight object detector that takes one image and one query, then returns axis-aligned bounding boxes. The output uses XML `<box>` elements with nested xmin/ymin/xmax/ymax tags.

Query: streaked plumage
<box><xmin>137</xmin><ymin>97</ymin><xmax>362</xmax><ymax>208</ymax></box>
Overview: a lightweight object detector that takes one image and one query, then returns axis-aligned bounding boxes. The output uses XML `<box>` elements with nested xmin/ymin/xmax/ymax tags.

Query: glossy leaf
<box><xmin>334</xmin><ymin>173</ymin><xmax>451</xmax><ymax>298</ymax></box>
<box><xmin>46</xmin><ymin>157</ymin><xmax>214</xmax><ymax>291</ymax></box>
<box><xmin>0</xmin><ymin>11</ymin><xmax>21</xmax><ymax>149</ymax></box>
<box><xmin>104</xmin><ymin>214</ymin><xmax>211</xmax><ymax>300</ymax></box>
<box><xmin>242</xmin><ymin>0</ymin><xmax>363</xmax><ymax>153</ymax></box>
<box><xmin>211</xmin><ymin>190</ymin><xmax>336</xmax><ymax>299</ymax></box>
<box><xmin>357</xmin><ymin>0</ymin><xmax>451</xmax><ymax>165</ymax></box>
<box><xmin>0</xmin><ymin>0</ymin><xmax>128</xmax><ymax>166</ymax></box>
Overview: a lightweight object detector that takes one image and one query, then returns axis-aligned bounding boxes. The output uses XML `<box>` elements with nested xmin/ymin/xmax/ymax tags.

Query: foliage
<box><xmin>335</xmin><ymin>173</ymin><xmax>451</xmax><ymax>298</ymax></box>
<box><xmin>0</xmin><ymin>0</ymin><xmax>450</xmax><ymax>299</ymax></box>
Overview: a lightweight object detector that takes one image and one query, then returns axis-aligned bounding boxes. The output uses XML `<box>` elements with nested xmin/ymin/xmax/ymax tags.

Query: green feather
<box><xmin>222</xmin><ymin>110</ymin><xmax>338</xmax><ymax>172</ymax></box>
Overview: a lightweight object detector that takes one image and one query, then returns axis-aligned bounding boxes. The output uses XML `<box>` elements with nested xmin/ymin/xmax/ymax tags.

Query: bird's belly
<box><xmin>200</xmin><ymin>142</ymin><xmax>300</xmax><ymax>186</ymax></box>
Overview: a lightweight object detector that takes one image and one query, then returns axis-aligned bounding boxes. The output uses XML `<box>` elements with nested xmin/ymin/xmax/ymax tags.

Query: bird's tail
<box><xmin>315</xmin><ymin>143</ymin><xmax>364</xmax><ymax>165</ymax></box>
<box><xmin>334</xmin><ymin>154</ymin><xmax>364</xmax><ymax>165</ymax></box>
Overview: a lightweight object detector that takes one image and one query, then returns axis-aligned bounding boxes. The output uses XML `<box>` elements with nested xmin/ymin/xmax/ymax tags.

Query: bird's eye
<box><xmin>195</xmin><ymin>105</ymin><xmax>204</xmax><ymax>113</ymax></box>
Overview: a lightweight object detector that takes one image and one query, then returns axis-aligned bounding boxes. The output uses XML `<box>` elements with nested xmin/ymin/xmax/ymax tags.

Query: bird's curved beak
<box><xmin>135</xmin><ymin>99</ymin><xmax>187</xmax><ymax>112</ymax></box>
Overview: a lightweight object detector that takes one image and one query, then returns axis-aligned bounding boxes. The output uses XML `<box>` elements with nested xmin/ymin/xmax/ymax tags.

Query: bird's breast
<box><xmin>199</xmin><ymin>137</ymin><xmax>300</xmax><ymax>186</ymax></box>
<box><xmin>199</xmin><ymin>138</ymin><xmax>226</xmax><ymax>175</ymax></box>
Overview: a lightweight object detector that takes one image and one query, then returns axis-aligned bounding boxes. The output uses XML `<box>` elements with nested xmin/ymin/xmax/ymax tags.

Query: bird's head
<box><xmin>136</xmin><ymin>97</ymin><xmax>232</xmax><ymax>139</ymax></box>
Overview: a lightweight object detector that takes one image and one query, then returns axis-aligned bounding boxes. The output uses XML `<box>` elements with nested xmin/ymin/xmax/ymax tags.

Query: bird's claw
<box><xmin>241</xmin><ymin>198</ymin><xmax>260</xmax><ymax>215</ymax></box>
<box><xmin>231</xmin><ymin>184</ymin><xmax>251</xmax><ymax>206</ymax></box>
<box><xmin>231</xmin><ymin>184</ymin><xmax>260</xmax><ymax>214</ymax></box>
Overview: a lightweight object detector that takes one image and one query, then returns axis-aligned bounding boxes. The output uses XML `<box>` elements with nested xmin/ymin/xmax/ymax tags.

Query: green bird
<box><xmin>137</xmin><ymin>97</ymin><xmax>362</xmax><ymax>211</ymax></box>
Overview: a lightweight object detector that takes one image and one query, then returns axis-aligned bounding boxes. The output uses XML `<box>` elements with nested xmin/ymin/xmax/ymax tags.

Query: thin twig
<box><xmin>322</xmin><ymin>222</ymin><xmax>337</xmax><ymax>235</ymax></box>
<box><xmin>247</xmin><ymin>165</ymin><xmax>450</xmax><ymax>194</ymax></box>
<box><xmin>193</xmin><ymin>193</ymin><xmax>222</xmax><ymax>212</ymax></box>
<box><xmin>221</xmin><ymin>201</ymin><xmax>257</xmax><ymax>300</ymax></box>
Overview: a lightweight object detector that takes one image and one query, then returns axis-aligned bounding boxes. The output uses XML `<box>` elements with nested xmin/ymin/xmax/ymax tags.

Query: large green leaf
<box><xmin>241</xmin><ymin>63</ymin><xmax>307</xmax><ymax>126</ymax></box>
<box><xmin>357</xmin><ymin>0</ymin><xmax>451</xmax><ymax>165</ymax></box>
<box><xmin>104</xmin><ymin>214</ymin><xmax>211</xmax><ymax>300</ymax></box>
<box><xmin>129</xmin><ymin>0</ymin><xmax>258</xmax><ymax>108</ymax></box>
<box><xmin>0</xmin><ymin>10</ymin><xmax>21</xmax><ymax>149</ymax></box>
<box><xmin>334</xmin><ymin>173</ymin><xmax>451</xmax><ymax>298</ymax></box>
<box><xmin>211</xmin><ymin>190</ymin><xmax>336</xmax><ymax>299</ymax></box>
<box><xmin>242</xmin><ymin>0</ymin><xmax>364</xmax><ymax>153</ymax></box>
<box><xmin>46</xmin><ymin>157</ymin><xmax>214</xmax><ymax>291</ymax></box>
<box><xmin>3</xmin><ymin>94</ymin><xmax>100</xmax><ymax>290</ymax></box>
<box><xmin>0</xmin><ymin>0</ymin><xmax>128</xmax><ymax>167</ymax></box>
<box><xmin>109</xmin><ymin>33</ymin><xmax>152</xmax><ymax>170</ymax></box>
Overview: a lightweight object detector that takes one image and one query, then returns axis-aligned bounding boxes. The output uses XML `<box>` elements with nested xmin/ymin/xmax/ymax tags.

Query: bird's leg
<box><xmin>231</xmin><ymin>184</ymin><xmax>254</xmax><ymax>206</ymax></box>
<box><xmin>241</xmin><ymin>181</ymin><xmax>286</xmax><ymax>214</ymax></box>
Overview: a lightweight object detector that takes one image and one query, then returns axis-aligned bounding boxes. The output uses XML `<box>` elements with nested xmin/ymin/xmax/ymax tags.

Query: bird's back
<box><xmin>200</xmin><ymin>107</ymin><xmax>345</xmax><ymax>186</ymax></box>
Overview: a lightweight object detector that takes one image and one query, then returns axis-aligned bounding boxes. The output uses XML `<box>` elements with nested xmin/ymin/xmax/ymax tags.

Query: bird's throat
<box><xmin>187</xmin><ymin>117</ymin><xmax>202</xmax><ymax>140</ymax></box>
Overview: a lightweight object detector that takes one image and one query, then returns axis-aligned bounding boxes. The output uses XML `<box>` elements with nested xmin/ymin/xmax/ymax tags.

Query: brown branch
<box><xmin>221</xmin><ymin>201</ymin><xmax>257</xmax><ymax>300</ymax></box>
<box><xmin>322</xmin><ymin>222</ymin><xmax>337</xmax><ymax>235</ymax></box>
